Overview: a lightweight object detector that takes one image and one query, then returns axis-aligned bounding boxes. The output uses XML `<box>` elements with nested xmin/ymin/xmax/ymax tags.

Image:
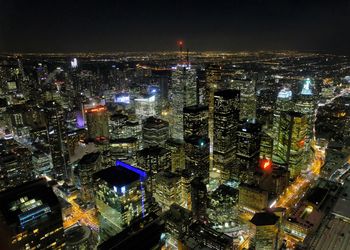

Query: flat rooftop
<box><xmin>94</xmin><ymin>163</ymin><xmax>145</xmax><ymax>188</ymax></box>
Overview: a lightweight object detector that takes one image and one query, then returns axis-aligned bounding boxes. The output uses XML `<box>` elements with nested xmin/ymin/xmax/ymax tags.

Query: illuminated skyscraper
<box><xmin>169</xmin><ymin>65</ymin><xmax>197</xmax><ymax>141</ymax></box>
<box><xmin>295</xmin><ymin>78</ymin><xmax>316</xmax><ymax>148</ymax></box>
<box><xmin>250</xmin><ymin>211</ymin><xmax>281</xmax><ymax>250</ymax></box>
<box><xmin>134</xmin><ymin>95</ymin><xmax>157</xmax><ymax>120</ymax></box>
<box><xmin>183</xmin><ymin>105</ymin><xmax>209</xmax><ymax>139</ymax></box>
<box><xmin>184</xmin><ymin>136</ymin><xmax>210</xmax><ymax>183</ymax></box>
<box><xmin>165</xmin><ymin>139</ymin><xmax>185</xmax><ymax>171</ymax></box>
<box><xmin>183</xmin><ymin>105</ymin><xmax>210</xmax><ymax>183</ymax></box>
<box><xmin>236</xmin><ymin>121</ymin><xmax>262</xmax><ymax>183</ymax></box>
<box><xmin>228</xmin><ymin>78</ymin><xmax>257</xmax><ymax>120</ymax></box>
<box><xmin>212</xmin><ymin>89</ymin><xmax>240</xmax><ymax>183</ymax></box>
<box><xmin>75</xmin><ymin>152</ymin><xmax>101</xmax><ymax>204</ymax></box>
<box><xmin>272</xmin><ymin>88</ymin><xmax>294</xmax><ymax>138</ymax></box>
<box><xmin>142</xmin><ymin>116</ymin><xmax>169</xmax><ymax>148</ymax></box>
<box><xmin>136</xmin><ymin>146</ymin><xmax>171</xmax><ymax>192</ymax></box>
<box><xmin>45</xmin><ymin>101</ymin><xmax>68</xmax><ymax>179</ymax></box>
<box><xmin>190</xmin><ymin>177</ymin><xmax>208</xmax><ymax>222</ymax></box>
<box><xmin>153</xmin><ymin>171</ymin><xmax>182</xmax><ymax>212</ymax></box>
<box><xmin>0</xmin><ymin>147</ymin><xmax>34</xmax><ymax>191</ymax></box>
<box><xmin>272</xmin><ymin>111</ymin><xmax>308</xmax><ymax>179</ymax></box>
<box><xmin>84</xmin><ymin>105</ymin><xmax>109</xmax><ymax>141</ymax></box>
<box><xmin>0</xmin><ymin>179</ymin><xmax>65</xmax><ymax>249</ymax></box>
<box><xmin>93</xmin><ymin>161</ymin><xmax>148</xmax><ymax>242</ymax></box>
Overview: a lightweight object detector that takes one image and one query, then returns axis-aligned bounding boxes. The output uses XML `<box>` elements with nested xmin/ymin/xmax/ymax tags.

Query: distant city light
<box><xmin>71</xmin><ymin>58</ymin><xmax>78</xmax><ymax>68</ymax></box>
<box><xmin>277</xmin><ymin>88</ymin><xmax>292</xmax><ymax>99</ymax></box>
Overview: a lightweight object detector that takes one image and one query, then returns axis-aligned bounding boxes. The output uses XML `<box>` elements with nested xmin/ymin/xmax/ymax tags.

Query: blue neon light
<box><xmin>115</xmin><ymin>160</ymin><xmax>147</xmax><ymax>178</ymax></box>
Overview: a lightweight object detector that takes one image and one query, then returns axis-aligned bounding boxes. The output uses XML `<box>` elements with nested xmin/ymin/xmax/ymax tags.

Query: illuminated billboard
<box><xmin>115</xmin><ymin>94</ymin><xmax>130</xmax><ymax>104</ymax></box>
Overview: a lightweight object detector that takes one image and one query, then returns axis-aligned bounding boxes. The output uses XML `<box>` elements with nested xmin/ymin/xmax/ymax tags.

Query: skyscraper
<box><xmin>183</xmin><ymin>105</ymin><xmax>209</xmax><ymax>139</ymax></box>
<box><xmin>45</xmin><ymin>101</ymin><xmax>68</xmax><ymax>179</ymax></box>
<box><xmin>228</xmin><ymin>78</ymin><xmax>257</xmax><ymax>120</ymax></box>
<box><xmin>250</xmin><ymin>211</ymin><xmax>281</xmax><ymax>250</ymax></box>
<box><xmin>169</xmin><ymin>65</ymin><xmax>197</xmax><ymax>141</ymax></box>
<box><xmin>75</xmin><ymin>152</ymin><xmax>101</xmax><ymax>204</ymax></box>
<box><xmin>142</xmin><ymin>116</ymin><xmax>169</xmax><ymax>148</ymax></box>
<box><xmin>190</xmin><ymin>177</ymin><xmax>208</xmax><ymax>222</ymax></box>
<box><xmin>0</xmin><ymin>179</ymin><xmax>65</xmax><ymax>249</ymax></box>
<box><xmin>93</xmin><ymin>161</ymin><xmax>148</xmax><ymax>242</ymax></box>
<box><xmin>236</xmin><ymin>121</ymin><xmax>262</xmax><ymax>183</ymax></box>
<box><xmin>84</xmin><ymin>105</ymin><xmax>109</xmax><ymax>141</ymax></box>
<box><xmin>272</xmin><ymin>111</ymin><xmax>308</xmax><ymax>178</ymax></box>
<box><xmin>184</xmin><ymin>136</ymin><xmax>210</xmax><ymax>183</ymax></box>
<box><xmin>212</xmin><ymin>89</ymin><xmax>240</xmax><ymax>183</ymax></box>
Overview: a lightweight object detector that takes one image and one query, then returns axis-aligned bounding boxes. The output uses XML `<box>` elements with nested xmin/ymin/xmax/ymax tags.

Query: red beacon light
<box><xmin>260</xmin><ymin>158</ymin><xmax>272</xmax><ymax>171</ymax></box>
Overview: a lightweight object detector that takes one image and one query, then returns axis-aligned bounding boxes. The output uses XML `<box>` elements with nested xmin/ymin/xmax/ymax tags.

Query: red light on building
<box><xmin>177</xmin><ymin>40</ymin><xmax>184</xmax><ymax>46</ymax></box>
<box><xmin>84</xmin><ymin>105</ymin><xmax>106</xmax><ymax>113</ymax></box>
<box><xmin>260</xmin><ymin>158</ymin><xmax>272</xmax><ymax>171</ymax></box>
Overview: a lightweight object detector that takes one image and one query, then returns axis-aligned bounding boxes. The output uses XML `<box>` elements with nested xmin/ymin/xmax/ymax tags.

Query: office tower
<box><xmin>190</xmin><ymin>177</ymin><xmax>208</xmax><ymax>222</ymax></box>
<box><xmin>45</xmin><ymin>101</ymin><xmax>69</xmax><ymax>179</ymax></box>
<box><xmin>272</xmin><ymin>88</ymin><xmax>294</xmax><ymax>138</ymax></box>
<box><xmin>178</xmin><ymin>170</ymin><xmax>193</xmax><ymax>210</ymax></box>
<box><xmin>0</xmin><ymin>179</ymin><xmax>65</xmax><ymax>249</ymax></box>
<box><xmin>153</xmin><ymin>171</ymin><xmax>182</xmax><ymax>212</ymax></box>
<box><xmin>212</xmin><ymin>89</ymin><xmax>240</xmax><ymax>183</ymax></box>
<box><xmin>238</xmin><ymin>183</ymin><xmax>269</xmax><ymax>212</ymax></box>
<box><xmin>93</xmin><ymin>161</ymin><xmax>147</xmax><ymax>242</ymax></box>
<box><xmin>229</xmin><ymin>78</ymin><xmax>257</xmax><ymax>120</ymax></box>
<box><xmin>163</xmin><ymin>204</ymin><xmax>193</xmax><ymax>240</ymax></box>
<box><xmin>295</xmin><ymin>79</ymin><xmax>316</xmax><ymax>147</ymax></box>
<box><xmin>84</xmin><ymin>105</ymin><xmax>109</xmax><ymax>141</ymax></box>
<box><xmin>136</xmin><ymin>146</ymin><xmax>171</xmax><ymax>174</ymax></box>
<box><xmin>75</xmin><ymin>152</ymin><xmax>101</xmax><ymax>204</ymax></box>
<box><xmin>109</xmin><ymin>113</ymin><xmax>128</xmax><ymax>139</ymax></box>
<box><xmin>136</xmin><ymin>146</ymin><xmax>171</xmax><ymax>192</ymax></box>
<box><xmin>183</xmin><ymin>105</ymin><xmax>209</xmax><ymax>139</ymax></box>
<box><xmin>250</xmin><ymin>212</ymin><xmax>281</xmax><ymax>250</ymax></box>
<box><xmin>259</xmin><ymin>131</ymin><xmax>274</xmax><ymax>160</ymax></box>
<box><xmin>0</xmin><ymin>147</ymin><xmax>34</xmax><ymax>191</ymax></box>
<box><xmin>272</xmin><ymin>111</ymin><xmax>308</xmax><ymax>179</ymax></box>
<box><xmin>152</xmin><ymin>69</ymin><xmax>171</xmax><ymax>100</ymax></box>
<box><xmin>109</xmin><ymin>137</ymin><xmax>138</xmax><ymax>165</ymax></box>
<box><xmin>32</xmin><ymin>151</ymin><xmax>54</xmax><ymax>177</ymax></box>
<box><xmin>184</xmin><ymin>136</ymin><xmax>210</xmax><ymax>183</ymax></box>
<box><xmin>169</xmin><ymin>64</ymin><xmax>197</xmax><ymax>141</ymax></box>
<box><xmin>196</xmin><ymin>68</ymin><xmax>208</xmax><ymax>105</ymax></box>
<box><xmin>236</xmin><ymin>121</ymin><xmax>262</xmax><ymax>183</ymax></box>
<box><xmin>257</xmin><ymin>165</ymin><xmax>290</xmax><ymax>197</ymax></box>
<box><xmin>165</xmin><ymin>139</ymin><xmax>185</xmax><ymax>171</ymax></box>
<box><xmin>134</xmin><ymin>95</ymin><xmax>157</xmax><ymax>120</ymax></box>
<box><xmin>142</xmin><ymin>116</ymin><xmax>169</xmax><ymax>148</ymax></box>
<box><xmin>206</xmin><ymin>65</ymin><xmax>222</xmax><ymax>179</ymax></box>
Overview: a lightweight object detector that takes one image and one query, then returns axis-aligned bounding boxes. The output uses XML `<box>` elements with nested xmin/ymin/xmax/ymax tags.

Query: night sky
<box><xmin>0</xmin><ymin>0</ymin><xmax>349</xmax><ymax>54</ymax></box>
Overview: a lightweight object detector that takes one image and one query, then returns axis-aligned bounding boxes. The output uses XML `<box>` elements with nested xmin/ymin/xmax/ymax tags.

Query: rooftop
<box><xmin>250</xmin><ymin>212</ymin><xmax>279</xmax><ymax>226</ymax></box>
<box><xmin>0</xmin><ymin>179</ymin><xmax>59</xmax><ymax>226</ymax></box>
<box><xmin>214</xmin><ymin>89</ymin><xmax>240</xmax><ymax>99</ymax></box>
<box><xmin>94</xmin><ymin>162</ymin><xmax>146</xmax><ymax>188</ymax></box>
<box><xmin>78</xmin><ymin>152</ymin><xmax>100</xmax><ymax>165</ymax></box>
